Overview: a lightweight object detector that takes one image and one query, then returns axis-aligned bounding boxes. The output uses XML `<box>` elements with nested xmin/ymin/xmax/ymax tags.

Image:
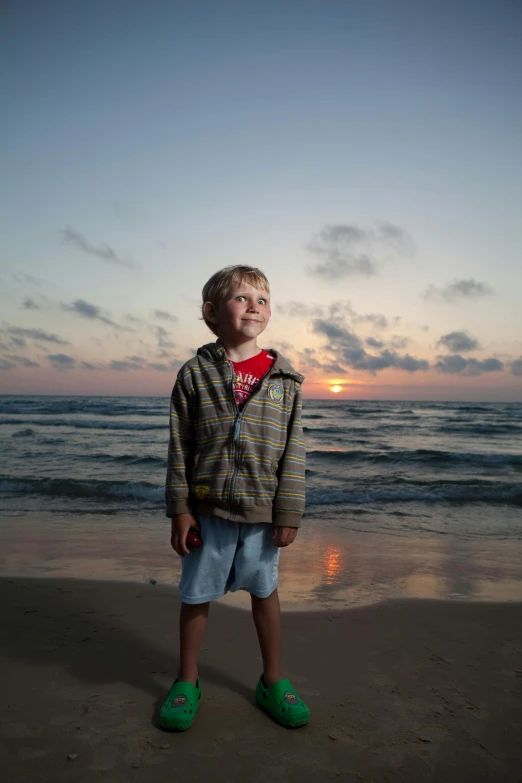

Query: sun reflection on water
<box><xmin>322</xmin><ymin>545</ymin><xmax>344</xmax><ymax>585</ymax></box>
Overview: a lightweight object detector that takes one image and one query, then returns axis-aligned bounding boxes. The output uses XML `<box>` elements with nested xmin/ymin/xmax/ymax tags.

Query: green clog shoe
<box><xmin>255</xmin><ymin>675</ymin><xmax>310</xmax><ymax>728</ymax></box>
<box><xmin>159</xmin><ymin>678</ymin><xmax>201</xmax><ymax>731</ymax></box>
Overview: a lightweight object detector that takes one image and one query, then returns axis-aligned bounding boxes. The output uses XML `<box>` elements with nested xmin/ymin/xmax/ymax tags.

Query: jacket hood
<box><xmin>197</xmin><ymin>340</ymin><xmax>304</xmax><ymax>384</ymax></box>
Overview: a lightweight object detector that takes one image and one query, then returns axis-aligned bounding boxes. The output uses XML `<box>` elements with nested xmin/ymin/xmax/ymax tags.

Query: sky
<box><xmin>1</xmin><ymin>0</ymin><xmax>521</xmax><ymax>401</ymax></box>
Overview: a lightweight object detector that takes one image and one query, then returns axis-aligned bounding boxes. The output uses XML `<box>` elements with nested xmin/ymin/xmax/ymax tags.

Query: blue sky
<box><xmin>1</xmin><ymin>0</ymin><xmax>521</xmax><ymax>399</ymax></box>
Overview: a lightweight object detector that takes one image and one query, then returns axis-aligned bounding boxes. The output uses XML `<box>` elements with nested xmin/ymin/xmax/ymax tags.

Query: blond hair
<box><xmin>201</xmin><ymin>265</ymin><xmax>270</xmax><ymax>335</ymax></box>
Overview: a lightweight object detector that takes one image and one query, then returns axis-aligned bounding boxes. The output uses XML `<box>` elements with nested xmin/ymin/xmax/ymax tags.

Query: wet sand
<box><xmin>2</xmin><ymin>515</ymin><xmax>522</xmax><ymax>608</ymax></box>
<box><xmin>1</xmin><ymin>576</ymin><xmax>522</xmax><ymax>782</ymax></box>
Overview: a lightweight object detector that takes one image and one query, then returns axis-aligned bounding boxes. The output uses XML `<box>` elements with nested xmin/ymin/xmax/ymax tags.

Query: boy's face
<box><xmin>205</xmin><ymin>280</ymin><xmax>271</xmax><ymax>344</ymax></box>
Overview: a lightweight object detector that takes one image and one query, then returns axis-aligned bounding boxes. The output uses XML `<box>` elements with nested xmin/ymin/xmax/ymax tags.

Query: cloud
<box><xmin>22</xmin><ymin>297</ymin><xmax>39</xmax><ymax>310</ymax></box>
<box><xmin>55</xmin><ymin>355</ymin><xmax>176</xmax><ymax>372</ymax></box>
<box><xmin>365</xmin><ymin>337</ymin><xmax>384</xmax><ymax>349</ymax></box>
<box><xmin>436</xmin><ymin>331</ymin><xmax>480</xmax><ymax>353</ymax></box>
<box><xmin>62</xmin><ymin>226</ymin><xmax>137</xmax><ymax>269</ymax></box>
<box><xmin>61</xmin><ymin>298</ymin><xmax>116</xmax><ymax>326</ymax></box>
<box><xmin>378</xmin><ymin>222</ymin><xmax>415</xmax><ymax>250</ymax></box>
<box><xmin>6</xmin><ymin>326</ymin><xmax>70</xmax><ymax>345</ymax></box>
<box><xmin>354</xmin><ymin>313</ymin><xmax>388</xmax><ymax>329</ymax></box>
<box><xmin>109</xmin><ymin>355</ymin><xmax>178</xmax><ymax>372</ymax></box>
<box><xmin>152</xmin><ymin>310</ymin><xmax>178</xmax><ymax>323</ymax></box>
<box><xmin>313</xmin><ymin>318</ymin><xmax>429</xmax><ymax>374</ymax></box>
<box><xmin>147</xmin><ymin>362</ymin><xmax>170</xmax><ymax>371</ymax></box>
<box><xmin>509</xmin><ymin>358</ymin><xmax>522</xmax><ymax>376</ymax></box>
<box><xmin>11</xmin><ymin>272</ymin><xmax>47</xmax><ymax>287</ymax></box>
<box><xmin>270</xmin><ymin>340</ymin><xmax>294</xmax><ymax>353</ymax></box>
<box><xmin>423</xmin><ymin>279</ymin><xmax>494</xmax><ymax>302</ymax></box>
<box><xmin>296</xmin><ymin>347</ymin><xmax>347</xmax><ymax>375</ymax></box>
<box><xmin>435</xmin><ymin>355</ymin><xmax>504</xmax><ymax>376</ymax></box>
<box><xmin>307</xmin><ymin>226</ymin><xmax>376</xmax><ymax>279</ymax></box>
<box><xmin>110</xmin><ymin>359</ymin><xmax>144</xmax><ymax>371</ymax></box>
<box><xmin>389</xmin><ymin>335</ymin><xmax>410</xmax><ymax>349</ymax></box>
<box><xmin>6</xmin><ymin>354</ymin><xmax>40</xmax><ymax>368</ymax></box>
<box><xmin>154</xmin><ymin>325</ymin><xmax>175</xmax><ymax>350</ymax></box>
<box><xmin>306</xmin><ymin>222</ymin><xmax>413</xmax><ymax>280</ymax></box>
<box><xmin>275</xmin><ymin>299</ymin><xmax>391</xmax><ymax>332</ymax></box>
<box><xmin>126</xmin><ymin>314</ymin><xmax>145</xmax><ymax>325</ymax></box>
<box><xmin>47</xmin><ymin>353</ymin><xmax>76</xmax><ymax>369</ymax></box>
<box><xmin>80</xmin><ymin>361</ymin><xmax>101</xmax><ymax>370</ymax></box>
<box><xmin>0</xmin><ymin>358</ymin><xmax>17</xmax><ymax>371</ymax></box>
<box><xmin>276</xmin><ymin>302</ymin><xmax>324</xmax><ymax>318</ymax></box>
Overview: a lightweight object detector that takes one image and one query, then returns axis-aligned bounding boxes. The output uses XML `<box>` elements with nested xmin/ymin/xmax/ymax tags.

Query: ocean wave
<box><xmin>307</xmin><ymin>482</ymin><xmax>522</xmax><ymax>507</ymax></box>
<box><xmin>0</xmin><ymin>398</ymin><xmax>166</xmax><ymax>417</ymax></box>
<box><xmin>0</xmin><ymin>417</ymin><xmax>165</xmax><ymax>431</ymax></box>
<box><xmin>303</xmin><ymin>426</ymin><xmax>347</xmax><ymax>435</ymax></box>
<box><xmin>304</xmin><ymin>426</ymin><xmax>373</xmax><ymax>436</ymax></box>
<box><xmin>11</xmin><ymin>428</ymin><xmax>35</xmax><ymax>438</ymax></box>
<box><xmin>0</xmin><ymin>477</ymin><xmax>163</xmax><ymax>503</ymax></box>
<box><xmin>1</xmin><ymin>474</ymin><xmax>520</xmax><ymax>509</ymax></box>
<box><xmin>83</xmin><ymin>453</ymin><xmax>166</xmax><ymax>466</ymax></box>
<box><xmin>307</xmin><ymin>448</ymin><xmax>522</xmax><ymax>469</ymax></box>
<box><xmin>438</xmin><ymin>424</ymin><xmax>522</xmax><ymax>436</ymax></box>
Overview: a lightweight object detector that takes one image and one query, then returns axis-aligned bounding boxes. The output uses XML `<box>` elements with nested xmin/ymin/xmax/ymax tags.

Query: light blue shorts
<box><xmin>179</xmin><ymin>515</ymin><xmax>280</xmax><ymax>604</ymax></box>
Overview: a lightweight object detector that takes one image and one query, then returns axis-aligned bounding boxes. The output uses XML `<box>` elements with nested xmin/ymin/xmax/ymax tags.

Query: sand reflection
<box><xmin>322</xmin><ymin>545</ymin><xmax>344</xmax><ymax>585</ymax></box>
<box><xmin>1</xmin><ymin>515</ymin><xmax>522</xmax><ymax>611</ymax></box>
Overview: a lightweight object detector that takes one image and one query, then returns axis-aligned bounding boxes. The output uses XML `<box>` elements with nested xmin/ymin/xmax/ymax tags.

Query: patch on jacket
<box><xmin>194</xmin><ymin>485</ymin><xmax>210</xmax><ymax>499</ymax></box>
<box><xmin>267</xmin><ymin>383</ymin><xmax>284</xmax><ymax>404</ymax></box>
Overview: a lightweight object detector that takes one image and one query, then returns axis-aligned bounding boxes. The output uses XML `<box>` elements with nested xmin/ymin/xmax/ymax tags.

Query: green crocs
<box><xmin>159</xmin><ymin>678</ymin><xmax>201</xmax><ymax>731</ymax></box>
<box><xmin>255</xmin><ymin>675</ymin><xmax>310</xmax><ymax>728</ymax></box>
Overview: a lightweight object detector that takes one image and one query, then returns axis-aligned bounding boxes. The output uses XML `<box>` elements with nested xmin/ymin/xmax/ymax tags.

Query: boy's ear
<box><xmin>203</xmin><ymin>301</ymin><xmax>218</xmax><ymax>324</ymax></box>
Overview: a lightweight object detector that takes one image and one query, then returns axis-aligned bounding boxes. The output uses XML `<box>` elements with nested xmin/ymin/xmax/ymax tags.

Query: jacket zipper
<box><xmin>226</xmin><ymin>359</ymin><xmax>278</xmax><ymax>518</ymax></box>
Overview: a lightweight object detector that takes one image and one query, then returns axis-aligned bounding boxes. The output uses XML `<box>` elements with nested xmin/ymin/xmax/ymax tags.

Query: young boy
<box><xmin>160</xmin><ymin>265</ymin><xmax>309</xmax><ymax>731</ymax></box>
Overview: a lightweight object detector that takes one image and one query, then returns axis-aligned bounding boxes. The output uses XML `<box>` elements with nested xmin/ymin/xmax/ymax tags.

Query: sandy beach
<box><xmin>1</xmin><ymin>517</ymin><xmax>522</xmax><ymax>782</ymax></box>
<box><xmin>2</xmin><ymin>576</ymin><xmax>522</xmax><ymax>782</ymax></box>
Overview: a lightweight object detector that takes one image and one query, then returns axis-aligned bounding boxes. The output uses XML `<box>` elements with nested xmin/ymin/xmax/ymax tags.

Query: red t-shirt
<box><xmin>229</xmin><ymin>350</ymin><xmax>275</xmax><ymax>408</ymax></box>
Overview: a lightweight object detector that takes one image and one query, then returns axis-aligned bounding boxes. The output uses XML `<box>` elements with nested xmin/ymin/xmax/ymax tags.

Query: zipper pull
<box><xmin>233</xmin><ymin>414</ymin><xmax>242</xmax><ymax>441</ymax></box>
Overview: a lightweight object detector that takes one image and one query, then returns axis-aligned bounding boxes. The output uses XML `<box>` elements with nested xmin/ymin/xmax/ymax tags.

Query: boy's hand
<box><xmin>171</xmin><ymin>513</ymin><xmax>200</xmax><ymax>557</ymax></box>
<box><xmin>272</xmin><ymin>526</ymin><xmax>298</xmax><ymax>547</ymax></box>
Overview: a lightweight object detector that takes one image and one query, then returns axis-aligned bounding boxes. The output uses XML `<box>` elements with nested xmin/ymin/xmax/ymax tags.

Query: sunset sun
<box><xmin>330</xmin><ymin>385</ymin><xmax>343</xmax><ymax>394</ymax></box>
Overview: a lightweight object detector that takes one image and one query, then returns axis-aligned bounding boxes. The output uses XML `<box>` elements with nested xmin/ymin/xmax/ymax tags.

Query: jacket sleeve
<box><xmin>165</xmin><ymin>369</ymin><xmax>196</xmax><ymax>518</ymax></box>
<box><xmin>273</xmin><ymin>382</ymin><xmax>306</xmax><ymax>527</ymax></box>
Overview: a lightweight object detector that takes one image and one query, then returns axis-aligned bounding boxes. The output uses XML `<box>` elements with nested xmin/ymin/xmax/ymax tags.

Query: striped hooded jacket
<box><xmin>165</xmin><ymin>340</ymin><xmax>306</xmax><ymax>527</ymax></box>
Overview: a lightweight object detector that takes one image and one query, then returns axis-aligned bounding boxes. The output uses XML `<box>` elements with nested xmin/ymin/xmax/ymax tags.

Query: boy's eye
<box><xmin>234</xmin><ymin>295</ymin><xmax>268</xmax><ymax>305</ymax></box>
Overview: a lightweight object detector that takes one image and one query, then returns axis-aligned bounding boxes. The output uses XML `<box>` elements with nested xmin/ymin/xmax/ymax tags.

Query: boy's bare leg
<box><xmin>251</xmin><ymin>589</ymin><xmax>282</xmax><ymax>686</ymax></box>
<box><xmin>178</xmin><ymin>601</ymin><xmax>209</xmax><ymax>685</ymax></box>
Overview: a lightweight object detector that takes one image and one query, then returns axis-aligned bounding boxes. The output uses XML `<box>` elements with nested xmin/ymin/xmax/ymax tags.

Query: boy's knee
<box><xmin>250</xmin><ymin>587</ymin><xmax>278</xmax><ymax>604</ymax></box>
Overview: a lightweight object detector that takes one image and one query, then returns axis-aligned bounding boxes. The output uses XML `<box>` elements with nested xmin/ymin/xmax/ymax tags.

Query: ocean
<box><xmin>1</xmin><ymin>395</ymin><xmax>521</xmax><ymax>541</ymax></box>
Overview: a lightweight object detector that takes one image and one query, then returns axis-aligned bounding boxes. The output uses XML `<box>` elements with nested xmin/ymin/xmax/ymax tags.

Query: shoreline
<box><xmin>2</xmin><ymin>514</ymin><xmax>522</xmax><ymax>609</ymax></box>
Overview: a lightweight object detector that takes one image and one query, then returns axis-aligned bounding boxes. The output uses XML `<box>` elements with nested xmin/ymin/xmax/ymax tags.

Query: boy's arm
<box><xmin>165</xmin><ymin>370</ymin><xmax>196</xmax><ymax>518</ymax></box>
<box><xmin>273</xmin><ymin>382</ymin><xmax>306</xmax><ymax>528</ymax></box>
